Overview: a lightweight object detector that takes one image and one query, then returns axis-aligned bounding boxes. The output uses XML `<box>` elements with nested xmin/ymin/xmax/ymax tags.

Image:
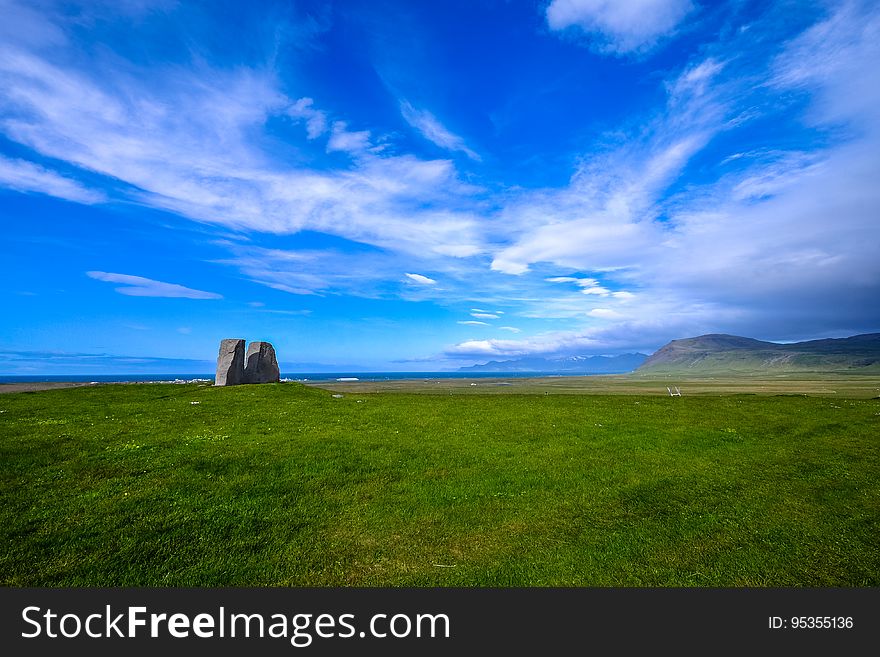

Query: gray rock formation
<box><xmin>214</xmin><ymin>338</ymin><xmax>245</xmax><ymax>386</ymax></box>
<box><xmin>243</xmin><ymin>341</ymin><xmax>280</xmax><ymax>384</ymax></box>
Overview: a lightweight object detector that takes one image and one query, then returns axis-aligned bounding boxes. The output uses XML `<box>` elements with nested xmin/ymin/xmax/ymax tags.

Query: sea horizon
<box><xmin>0</xmin><ymin>371</ymin><xmax>626</xmax><ymax>384</ymax></box>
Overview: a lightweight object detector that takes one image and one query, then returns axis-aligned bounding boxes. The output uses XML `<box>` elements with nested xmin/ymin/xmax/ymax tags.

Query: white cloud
<box><xmin>326</xmin><ymin>121</ymin><xmax>372</xmax><ymax>154</ymax></box>
<box><xmin>458</xmin><ymin>320</ymin><xmax>488</xmax><ymax>326</ymax></box>
<box><xmin>261</xmin><ymin>308</ymin><xmax>312</xmax><ymax>316</ymax></box>
<box><xmin>446</xmin><ymin>339</ymin><xmax>514</xmax><ymax>356</ymax></box>
<box><xmin>668</xmin><ymin>58</ymin><xmax>725</xmax><ymax>100</ymax></box>
<box><xmin>286</xmin><ymin>97</ymin><xmax>327</xmax><ymax>139</ymax></box>
<box><xmin>771</xmin><ymin>1</ymin><xmax>880</xmax><ymax>133</ymax></box>
<box><xmin>471</xmin><ymin>312</ymin><xmax>499</xmax><ymax>319</ymax></box>
<box><xmin>400</xmin><ymin>100</ymin><xmax>480</xmax><ymax>161</ymax></box>
<box><xmin>546</xmin><ymin>277</ymin><xmax>604</xmax><ymax>289</ymax></box>
<box><xmin>86</xmin><ymin>272</ymin><xmax>222</xmax><ymax>299</ymax></box>
<box><xmin>587</xmin><ymin>308</ymin><xmax>620</xmax><ymax>318</ymax></box>
<box><xmin>445</xmin><ymin>300</ymin><xmax>725</xmax><ymax>358</ymax></box>
<box><xmin>499</xmin><ymin>326</ymin><xmax>521</xmax><ymax>333</ymax></box>
<box><xmin>0</xmin><ymin>17</ymin><xmax>485</xmax><ymax>261</ymax></box>
<box><xmin>546</xmin><ymin>0</ymin><xmax>694</xmax><ymax>54</ymax></box>
<box><xmin>489</xmin><ymin>55</ymin><xmax>724</xmax><ymax>278</ymax></box>
<box><xmin>404</xmin><ymin>273</ymin><xmax>437</xmax><ymax>285</ymax></box>
<box><xmin>0</xmin><ymin>155</ymin><xmax>104</xmax><ymax>203</ymax></box>
<box><xmin>489</xmin><ymin>146</ymin><xmax>680</xmax><ymax>275</ymax></box>
<box><xmin>432</xmin><ymin>243</ymin><xmax>482</xmax><ymax>257</ymax></box>
<box><xmin>215</xmin><ymin>242</ymin><xmax>483</xmax><ymax>301</ymax></box>
<box><xmin>729</xmin><ymin>151</ymin><xmax>824</xmax><ymax>202</ymax></box>
<box><xmin>259</xmin><ymin>281</ymin><xmax>319</xmax><ymax>296</ymax></box>
<box><xmin>449</xmin><ymin>3</ymin><xmax>880</xmax><ymax>357</ymax></box>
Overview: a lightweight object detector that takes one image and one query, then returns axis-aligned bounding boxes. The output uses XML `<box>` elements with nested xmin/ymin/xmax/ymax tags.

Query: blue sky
<box><xmin>2</xmin><ymin>0</ymin><xmax>879</xmax><ymax>374</ymax></box>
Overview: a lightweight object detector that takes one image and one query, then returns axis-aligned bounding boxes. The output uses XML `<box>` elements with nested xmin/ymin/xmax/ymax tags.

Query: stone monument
<box><xmin>243</xmin><ymin>341</ymin><xmax>280</xmax><ymax>384</ymax></box>
<box><xmin>215</xmin><ymin>339</ymin><xmax>280</xmax><ymax>386</ymax></box>
<box><xmin>214</xmin><ymin>338</ymin><xmax>245</xmax><ymax>386</ymax></box>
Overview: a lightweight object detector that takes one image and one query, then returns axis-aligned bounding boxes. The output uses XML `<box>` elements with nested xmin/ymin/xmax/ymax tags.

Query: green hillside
<box><xmin>637</xmin><ymin>333</ymin><xmax>880</xmax><ymax>375</ymax></box>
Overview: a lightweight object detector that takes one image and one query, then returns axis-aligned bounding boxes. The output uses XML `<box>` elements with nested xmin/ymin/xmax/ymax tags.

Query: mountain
<box><xmin>636</xmin><ymin>333</ymin><xmax>880</xmax><ymax>374</ymax></box>
<box><xmin>459</xmin><ymin>353</ymin><xmax>647</xmax><ymax>374</ymax></box>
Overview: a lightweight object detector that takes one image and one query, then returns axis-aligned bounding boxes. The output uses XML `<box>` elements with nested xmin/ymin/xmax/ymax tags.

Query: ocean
<box><xmin>0</xmin><ymin>371</ymin><xmax>593</xmax><ymax>384</ymax></box>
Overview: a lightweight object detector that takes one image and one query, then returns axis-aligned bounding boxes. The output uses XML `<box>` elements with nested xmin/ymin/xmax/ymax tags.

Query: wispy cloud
<box><xmin>490</xmin><ymin>58</ymin><xmax>723</xmax><ymax>277</ymax></box>
<box><xmin>581</xmin><ymin>286</ymin><xmax>611</xmax><ymax>296</ymax></box>
<box><xmin>86</xmin><ymin>272</ymin><xmax>222</xmax><ymax>299</ymax></box>
<box><xmin>587</xmin><ymin>308</ymin><xmax>620</xmax><ymax>318</ymax></box>
<box><xmin>326</xmin><ymin>120</ymin><xmax>373</xmax><ymax>154</ymax></box>
<box><xmin>0</xmin><ymin>9</ymin><xmax>485</xmax><ymax>262</ymax></box>
<box><xmin>214</xmin><ymin>241</ymin><xmax>478</xmax><ymax>301</ymax></box>
<box><xmin>400</xmin><ymin>100</ymin><xmax>480</xmax><ymax>161</ymax></box>
<box><xmin>404</xmin><ymin>272</ymin><xmax>437</xmax><ymax>285</ymax></box>
<box><xmin>447</xmin><ymin>2</ymin><xmax>880</xmax><ymax>356</ymax></box>
<box><xmin>0</xmin><ymin>155</ymin><xmax>104</xmax><ymax>203</ymax></box>
<box><xmin>546</xmin><ymin>277</ymin><xmax>616</xmax><ymax>297</ymax></box>
<box><xmin>458</xmin><ymin>320</ymin><xmax>488</xmax><ymax>326</ymax></box>
<box><xmin>546</xmin><ymin>0</ymin><xmax>694</xmax><ymax>54</ymax></box>
<box><xmin>0</xmin><ymin>349</ymin><xmax>214</xmax><ymax>375</ymax></box>
<box><xmin>260</xmin><ymin>308</ymin><xmax>312</xmax><ymax>316</ymax></box>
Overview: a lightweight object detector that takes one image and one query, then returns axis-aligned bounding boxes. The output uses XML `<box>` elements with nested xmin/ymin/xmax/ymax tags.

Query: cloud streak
<box><xmin>400</xmin><ymin>100</ymin><xmax>481</xmax><ymax>161</ymax></box>
<box><xmin>0</xmin><ymin>155</ymin><xmax>104</xmax><ymax>204</ymax></box>
<box><xmin>0</xmin><ymin>8</ymin><xmax>485</xmax><ymax>263</ymax></box>
<box><xmin>405</xmin><ymin>273</ymin><xmax>438</xmax><ymax>285</ymax></box>
<box><xmin>86</xmin><ymin>272</ymin><xmax>222</xmax><ymax>299</ymax></box>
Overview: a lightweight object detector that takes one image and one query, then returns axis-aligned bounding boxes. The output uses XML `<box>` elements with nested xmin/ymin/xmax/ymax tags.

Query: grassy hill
<box><xmin>1</xmin><ymin>381</ymin><xmax>878</xmax><ymax>586</ymax></box>
<box><xmin>636</xmin><ymin>333</ymin><xmax>880</xmax><ymax>375</ymax></box>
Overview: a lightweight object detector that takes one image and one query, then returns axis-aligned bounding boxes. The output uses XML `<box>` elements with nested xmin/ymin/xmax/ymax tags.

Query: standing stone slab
<box><xmin>215</xmin><ymin>338</ymin><xmax>246</xmax><ymax>386</ymax></box>
<box><xmin>243</xmin><ymin>341</ymin><xmax>280</xmax><ymax>384</ymax></box>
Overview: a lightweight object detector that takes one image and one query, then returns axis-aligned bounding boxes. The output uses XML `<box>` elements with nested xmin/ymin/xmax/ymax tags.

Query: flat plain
<box><xmin>308</xmin><ymin>373</ymin><xmax>880</xmax><ymax>397</ymax></box>
<box><xmin>1</xmin><ymin>378</ymin><xmax>878</xmax><ymax>586</ymax></box>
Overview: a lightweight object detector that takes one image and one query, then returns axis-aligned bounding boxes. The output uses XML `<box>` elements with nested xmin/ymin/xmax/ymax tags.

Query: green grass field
<box><xmin>1</xmin><ymin>381</ymin><xmax>878</xmax><ymax>586</ymax></box>
<box><xmin>310</xmin><ymin>372</ymin><xmax>880</xmax><ymax>396</ymax></box>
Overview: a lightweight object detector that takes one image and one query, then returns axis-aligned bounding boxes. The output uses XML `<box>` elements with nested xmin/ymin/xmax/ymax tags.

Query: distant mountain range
<box><xmin>635</xmin><ymin>333</ymin><xmax>880</xmax><ymax>374</ymax></box>
<box><xmin>458</xmin><ymin>353</ymin><xmax>648</xmax><ymax>374</ymax></box>
<box><xmin>457</xmin><ymin>333</ymin><xmax>880</xmax><ymax>376</ymax></box>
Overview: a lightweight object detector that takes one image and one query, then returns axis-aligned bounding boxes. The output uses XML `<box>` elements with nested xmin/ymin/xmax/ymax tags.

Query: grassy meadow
<box><xmin>310</xmin><ymin>372</ymin><xmax>880</xmax><ymax>396</ymax></box>
<box><xmin>1</xmin><ymin>380</ymin><xmax>878</xmax><ymax>586</ymax></box>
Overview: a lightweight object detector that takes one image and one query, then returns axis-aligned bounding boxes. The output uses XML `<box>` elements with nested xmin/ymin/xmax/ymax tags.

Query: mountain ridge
<box><xmin>636</xmin><ymin>332</ymin><xmax>880</xmax><ymax>374</ymax></box>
